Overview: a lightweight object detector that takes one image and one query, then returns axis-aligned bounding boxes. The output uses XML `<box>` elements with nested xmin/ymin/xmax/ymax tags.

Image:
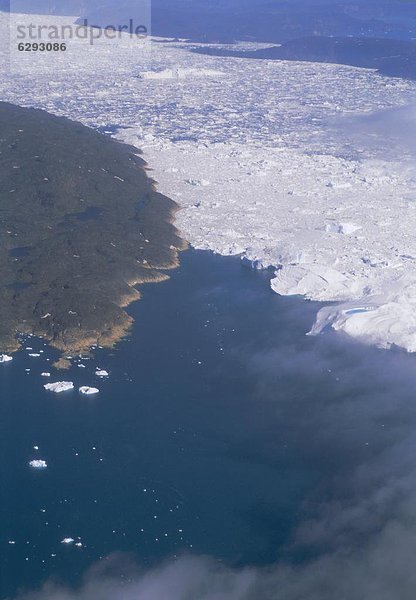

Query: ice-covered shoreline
<box><xmin>2</xmin><ymin>13</ymin><xmax>416</xmax><ymax>351</ymax></box>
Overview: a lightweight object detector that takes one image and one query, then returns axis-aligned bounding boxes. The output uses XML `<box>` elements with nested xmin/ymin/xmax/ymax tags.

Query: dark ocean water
<box><xmin>2</xmin><ymin>249</ymin><xmax>416</xmax><ymax>598</ymax></box>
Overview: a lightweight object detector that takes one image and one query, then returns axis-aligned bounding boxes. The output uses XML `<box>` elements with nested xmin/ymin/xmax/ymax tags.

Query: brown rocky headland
<box><xmin>0</xmin><ymin>102</ymin><xmax>186</xmax><ymax>358</ymax></box>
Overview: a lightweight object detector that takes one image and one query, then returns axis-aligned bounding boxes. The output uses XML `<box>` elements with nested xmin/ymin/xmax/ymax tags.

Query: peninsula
<box><xmin>0</xmin><ymin>102</ymin><xmax>186</xmax><ymax>357</ymax></box>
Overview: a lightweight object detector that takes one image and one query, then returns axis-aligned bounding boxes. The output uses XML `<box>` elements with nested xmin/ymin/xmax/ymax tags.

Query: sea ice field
<box><xmin>2</xmin><ymin>13</ymin><xmax>416</xmax><ymax>351</ymax></box>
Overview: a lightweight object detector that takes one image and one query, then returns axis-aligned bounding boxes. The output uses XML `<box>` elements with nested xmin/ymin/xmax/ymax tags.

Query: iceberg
<box><xmin>309</xmin><ymin>276</ymin><xmax>416</xmax><ymax>352</ymax></box>
<box><xmin>0</xmin><ymin>354</ymin><xmax>13</xmax><ymax>363</ymax></box>
<box><xmin>29</xmin><ymin>459</ymin><xmax>47</xmax><ymax>469</ymax></box>
<box><xmin>270</xmin><ymin>264</ymin><xmax>366</xmax><ymax>302</ymax></box>
<box><xmin>79</xmin><ymin>386</ymin><xmax>99</xmax><ymax>395</ymax></box>
<box><xmin>44</xmin><ymin>381</ymin><xmax>74</xmax><ymax>393</ymax></box>
<box><xmin>61</xmin><ymin>537</ymin><xmax>74</xmax><ymax>544</ymax></box>
<box><xmin>323</xmin><ymin>222</ymin><xmax>362</xmax><ymax>235</ymax></box>
<box><xmin>95</xmin><ymin>369</ymin><xmax>109</xmax><ymax>378</ymax></box>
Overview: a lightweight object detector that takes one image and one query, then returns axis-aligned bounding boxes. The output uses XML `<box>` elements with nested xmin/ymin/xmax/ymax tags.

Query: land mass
<box><xmin>0</xmin><ymin>102</ymin><xmax>186</xmax><ymax>357</ymax></box>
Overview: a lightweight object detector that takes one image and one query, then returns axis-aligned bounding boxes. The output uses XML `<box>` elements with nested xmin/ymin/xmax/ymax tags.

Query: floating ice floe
<box><xmin>41</xmin><ymin>372</ymin><xmax>51</xmax><ymax>377</ymax></box>
<box><xmin>29</xmin><ymin>459</ymin><xmax>47</xmax><ymax>469</ymax></box>
<box><xmin>95</xmin><ymin>369</ymin><xmax>109</xmax><ymax>378</ymax></box>
<box><xmin>44</xmin><ymin>381</ymin><xmax>74</xmax><ymax>393</ymax></box>
<box><xmin>61</xmin><ymin>537</ymin><xmax>74</xmax><ymax>544</ymax></box>
<box><xmin>28</xmin><ymin>353</ymin><xmax>41</xmax><ymax>357</ymax></box>
<box><xmin>0</xmin><ymin>354</ymin><xmax>13</xmax><ymax>363</ymax></box>
<box><xmin>79</xmin><ymin>386</ymin><xmax>99</xmax><ymax>395</ymax></box>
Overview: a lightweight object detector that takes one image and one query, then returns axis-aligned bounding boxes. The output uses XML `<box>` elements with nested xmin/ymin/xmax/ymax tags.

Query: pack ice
<box><xmin>3</xmin><ymin>14</ymin><xmax>416</xmax><ymax>352</ymax></box>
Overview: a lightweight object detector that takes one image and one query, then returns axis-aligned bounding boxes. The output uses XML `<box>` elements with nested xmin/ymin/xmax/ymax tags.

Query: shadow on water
<box><xmin>2</xmin><ymin>249</ymin><xmax>416</xmax><ymax>596</ymax></box>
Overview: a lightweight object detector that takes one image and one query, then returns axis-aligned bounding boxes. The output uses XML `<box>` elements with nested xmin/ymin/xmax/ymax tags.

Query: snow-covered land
<box><xmin>2</xmin><ymin>13</ymin><xmax>416</xmax><ymax>351</ymax></box>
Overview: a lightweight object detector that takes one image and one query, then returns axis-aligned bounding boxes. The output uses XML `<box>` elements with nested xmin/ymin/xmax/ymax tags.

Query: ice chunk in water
<box><xmin>44</xmin><ymin>382</ymin><xmax>74</xmax><ymax>393</ymax></box>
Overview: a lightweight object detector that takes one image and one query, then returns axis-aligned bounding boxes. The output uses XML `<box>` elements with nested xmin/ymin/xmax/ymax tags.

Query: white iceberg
<box><xmin>309</xmin><ymin>276</ymin><xmax>416</xmax><ymax>353</ymax></box>
<box><xmin>95</xmin><ymin>369</ymin><xmax>109</xmax><ymax>378</ymax></box>
<box><xmin>138</xmin><ymin>67</ymin><xmax>223</xmax><ymax>81</ymax></box>
<box><xmin>61</xmin><ymin>537</ymin><xmax>74</xmax><ymax>544</ymax></box>
<box><xmin>270</xmin><ymin>264</ymin><xmax>366</xmax><ymax>302</ymax></box>
<box><xmin>79</xmin><ymin>386</ymin><xmax>99</xmax><ymax>395</ymax></box>
<box><xmin>44</xmin><ymin>381</ymin><xmax>74</xmax><ymax>393</ymax></box>
<box><xmin>323</xmin><ymin>222</ymin><xmax>362</xmax><ymax>235</ymax></box>
<box><xmin>41</xmin><ymin>372</ymin><xmax>51</xmax><ymax>377</ymax></box>
<box><xmin>29</xmin><ymin>459</ymin><xmax>47</xmax><ymax>469</ymax></box>
<box><xmin>0</xmin><ymin>354</ymin><xmax>13</xmax><ymax>363</ymax></box>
